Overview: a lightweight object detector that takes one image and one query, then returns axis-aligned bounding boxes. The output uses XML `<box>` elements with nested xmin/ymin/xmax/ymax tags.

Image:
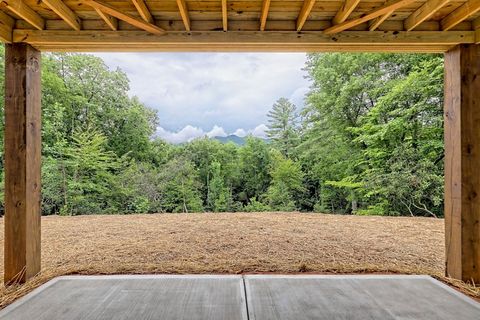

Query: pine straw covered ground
<box><xmin>0</xmin><ymin>213</ymin><xmax>478</xmax><ymax>308</ymax></box>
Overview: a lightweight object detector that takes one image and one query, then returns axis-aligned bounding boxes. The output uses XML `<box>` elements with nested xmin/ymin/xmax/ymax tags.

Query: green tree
<box><xmin>266</xmin><ymin>98</ymin><xmax>299</xmax><ymax>157</ymax></box>
<box><xmin>267</xmin><ymin>151</ymin><xmax>305</xmax><ymax>211</ymax></box>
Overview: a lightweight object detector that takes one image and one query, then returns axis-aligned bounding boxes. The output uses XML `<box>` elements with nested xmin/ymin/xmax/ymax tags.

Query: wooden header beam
<box><xmin>11</xmin><ymin>30</ymin><xmax>473</xmax><ymax>52</ymax></box>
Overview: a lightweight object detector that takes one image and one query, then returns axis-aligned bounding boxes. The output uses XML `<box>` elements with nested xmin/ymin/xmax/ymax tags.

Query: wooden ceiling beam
<box><xmin>441</xmin><ymin>0</ymin><xmax>480</xmax><ymax>31</ymax></box>
<box><xmin>84</xmin><ymin>0</ymin><xmax>164</xmax><ymax>35</ymax></box>
<box><xmin>405</xmin><ymin>0</ymin><xmax>450</xmax><ymax>31</ymax></box>
<box><xmin>333</xmin><ymin>0</ymin><xmax>361</xmax><ymax>25</ymax></box>
<box><xmin>43</xmin><ymin>0</ymin><xmax>82</xmax><ymax>31</ymax></box>
<box><xmin>222</xmin><ymin>0</ymin><xmax>227</xmax><ymax>31</ymax></box>
<box><xmin>13</xmin><ymin>30</ymin><xmax>473</xmax><ymax>48</ymax></box>
<box><xmin>94</xmin><ymin>8</ymin><xmax>118</xmax><ymax>31</ymax></box>
<box><xmin>0</xmin><ymin>10</ymin><xmax>13</xmax><ymax>42</ymax></box>
<box><xmin>260</xmin><ymin>0</ymin><xmax>271</xmax><ymax>31</ymax></box>
<box><xmin>131</xmin><ymin>0</ymin><xmax>153</xmax><ymax>23</ymax></box>
<box><xmin>176</xmin><ymin>0</ymin><xmax>191</xmax><ymax>31</ymax></box>
<box><xmin>1</xmin><ymin>0</ymin><xmax>45</xmax><ymax>30</ymax></box>
<box><xmin>297</xmin><ymin>0</ymin><xmax>316</xmax><ymax>31</ymax></box>
<box><xmin>369</xmin><ymin>10</ymin><xmax>394</xmax><ymax>31</ymax></box>
<box><xmin>324</xmin><ymin>0</ymin><xmax>416</xmax><ymax>34</ymax></box>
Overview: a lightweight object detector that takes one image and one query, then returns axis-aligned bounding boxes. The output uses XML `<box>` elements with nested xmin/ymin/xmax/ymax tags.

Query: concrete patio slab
<box><xmin>0</xmin><ymin>275</ymin><xmax>248</xmax><ymax>320</ymax></box>
<box><xmin>1</xmin><ymin>274</ymin><xmax>479</xmax><ymax>320</ymax></box>
<box><xmin>245</xmin><ymin>275</ymin><xmax>480</xmax><ymax>320</ymax></box>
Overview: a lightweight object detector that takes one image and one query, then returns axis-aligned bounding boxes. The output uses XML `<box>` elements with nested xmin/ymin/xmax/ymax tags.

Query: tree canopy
<box><xmin>0</xmin><ymin>48</ymin><xmax>444</xmax><ymax>217</ymax></box>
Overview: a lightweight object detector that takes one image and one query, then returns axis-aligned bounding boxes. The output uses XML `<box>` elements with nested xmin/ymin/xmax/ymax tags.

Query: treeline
<box><xmin>0</xmin><ymin>47</ymin><xmax>444</xmax><ymax>217</ymax></box>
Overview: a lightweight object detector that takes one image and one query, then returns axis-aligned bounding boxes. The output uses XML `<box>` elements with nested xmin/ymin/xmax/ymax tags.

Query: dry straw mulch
<box><xmin>0</xmin><ymin>212</ymin><xmax>477</xmax><ymax>308</ymax></box>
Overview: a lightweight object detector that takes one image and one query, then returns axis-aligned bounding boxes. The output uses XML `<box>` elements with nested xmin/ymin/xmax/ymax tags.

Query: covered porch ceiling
<box><xmin>0</xmin><ymin>0</ymin><xmax>478</xmax><ymax>52</ymax></box>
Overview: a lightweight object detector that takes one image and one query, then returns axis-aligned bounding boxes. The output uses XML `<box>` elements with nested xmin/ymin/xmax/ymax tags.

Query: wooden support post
<box><xmin>4</xmin><ymin>43</ymin><xmax>41</xmax><ymax>284</ymax></box>
<box><xmin>444</xmin><ymin>44</ymin><xmax>480</xmax><ymax>283</ymax></box>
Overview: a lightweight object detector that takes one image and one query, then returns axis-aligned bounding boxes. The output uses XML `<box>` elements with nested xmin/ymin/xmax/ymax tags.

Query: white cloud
<box><xmin>233</xmin><ymin>128</ymin><xmax>247</xmax><ymax>137</ymax></box>
<box><xmin>207</xmin><ymin>125</ymin><xmax>227</xmax><ymax>138</ymax></box>
<box><xmin>92</xmin><ymin>53</ymin><xmax>310</xmax><ymax>133</ymax></box>
<box><xmin>156</xmin><ymin>125</ymin><xmax>205</xmax><ymax>144</ymax></box>
<box><xmin>250</xmin><ymin>124</ymin><xmax>269</xmax><ymax>139</ymax></box>
<box><xmin>155</xmin><ymin>124</ymin><xmax>269</xmax><ymax>144</ymax></box>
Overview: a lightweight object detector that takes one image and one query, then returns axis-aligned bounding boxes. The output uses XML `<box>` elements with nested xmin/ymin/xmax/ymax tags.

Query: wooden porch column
<box><xmin>4</xmin><ymin>44</ymin><xmax>41</xmax><ymax>284</ymax></box>
<box><xmin>444</xmin><ymin>44</ymin><xmax>480</xmax><ymax>283</ymax></box>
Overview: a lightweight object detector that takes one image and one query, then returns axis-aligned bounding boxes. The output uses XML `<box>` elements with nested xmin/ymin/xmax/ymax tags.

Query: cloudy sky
<box><xmin>93</xmin><ymin>53</ymin><xmax>310</xmax><ymax>143</ymax></box>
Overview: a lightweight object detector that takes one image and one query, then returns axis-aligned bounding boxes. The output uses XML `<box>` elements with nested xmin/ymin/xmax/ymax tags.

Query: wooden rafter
<box><xmin>369</xmin><ymin>11</ymin><xmax>394</xmax><ymax>31</ymax></box>
<box><xmin>131</xmin><ymin>0</ymin><xmax>153</xmax><ymax>23</ymax></box>
<box><xmin>94</xmin><ymin>8</ymin><xmax>118</xmax><ymax>31</ymax></box>
<box><xmin>441</xmin><ymin>0</ymin><xmax>480</xmax><ymax>31</ymax></box>
<box><xmin>43</xmin><ymin>0</ymin><xmax>81</xmax><ymax>31</ymax></box>
<box><xmin>260</xmin><ymin>0</ymin><xmax>271</xmax><ymax>31</ymax></box>
<box><xmin>84</xmin><ymin>0</ymin><xmax>164</xmax><ymax>35</ymax></box>
<box><xmin>176</xmin><ymin>0</ymin><xmax>191</xmax><ymax>31</ymax></box>
<box><xmin>297</xmin><ymin>0</ymin><xmax>316</xmax><ymax>31</ymax></box>
<box><xmin>333</xmin><ymin>0</ymin><xmax>361</xmax><ymax>25</ymax></box>
<box><xmin>1</xmin><ymin>0</ymin><xmax>44</xmax><ymax>30</ymax></box>
<box><xmin>324</xmin><ymin>0</ymin><xmax>416</xmax><ymax>34</ymax></box>
<box><xmin>222</xmin><ymin>0</ymin><xmax>228</xmax><ymax>31</ymax></box>
<box><xmin>405</xmin><ymin>0</ymin><xmax>450</xmax><ymax>31</ymax></box>
<box><xmin>0</xmin><ymin>10</ymin><xmax>14</xmax><ymax>42</ymax></box>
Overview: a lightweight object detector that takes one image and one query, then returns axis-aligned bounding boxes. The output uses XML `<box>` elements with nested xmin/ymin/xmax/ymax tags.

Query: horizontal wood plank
<box><xmin>12</xmin><ymin>30</ymin><xmax>473</xmax><ymax>52</ymax></box>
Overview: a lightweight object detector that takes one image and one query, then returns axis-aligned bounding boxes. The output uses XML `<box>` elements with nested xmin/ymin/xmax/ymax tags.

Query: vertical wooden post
<box><xmin>4</xmin><ymin>44</ymin><xmax>41</xmax><ymax>284</ymax></box>
<box><xmin>444</xmin><ymin>44</ymin><xmax>480</xmax><ymax>283</ymax></box>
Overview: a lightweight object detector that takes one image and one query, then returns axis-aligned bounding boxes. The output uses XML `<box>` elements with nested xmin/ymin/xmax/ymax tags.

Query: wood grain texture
<box><xmin>442</xmin><ymin>0</ymin><xmax>480</xmax><ymax>31</ymax></box>
<box><xmin>259</xmin><ymin>0</ymin><xmax>271</xmax><ymax>31</ymax></box>
<box><xmin>1</xmin><ymin>0</ymin><xmax>44</xmax><ymax>30</ymax></box>
<box><xmin>324</xmin><ymin>0</ymin><xmax>417</xmax><ymax>34</ymax></box>
<box><xmin>176</xmin><ymin>0</ymin><xmax>191</xmax><ymax>31</ymax></box>
<box><xmin>0</xmin><ymin>10</ymin><xmax>14</xmax><ymax>42</ymax></box>
<box><xmin>333</xmin><ymin>0</ymin><xmax>361</xmax><ymax>24</ymax></box>
<box><xmin>42</xmin><ymin>0</ymin><xmax>81</xmax><ymax>31</ymax></box>
<box><xmin>444</xmin><ymin>44</ymin><xmax>480</xmax><ymax>283</ymax></box>
<box><xmin>84</xmin><ymin>0</ymin><xmax>164</xmax><ymax>35</ymax></box>
<box><xmin>94</xmin><ymin>8</ymin><xmax>118</xmax><ymax>31</ymax></box>
<box><xmin>4</xmin><ymin>43</ymin><xmax>41</xmax><ymax>285</ymax></box>
<box><xmin>12</xmin><ymin>30</ymin><xmax>473</xmax><ymax>51</ymax></box>
<box><xmin>131</xmin><ymin>0</ymin><xmax>153</xmax><ymax>23</ymax></box>
<box><xmin>222</xmin><ymin>0</ymin><xmax>228</xmax><ymax>31</ymax></box>
<box><xmin>296</xmin><ymin>0</ymin><xmax>316</xmax><ymax>31</ymax></box>
<box><xmin>404</xmin><ymin>0</ymin><xmax>451</xmax><ymax>31</ymax></box>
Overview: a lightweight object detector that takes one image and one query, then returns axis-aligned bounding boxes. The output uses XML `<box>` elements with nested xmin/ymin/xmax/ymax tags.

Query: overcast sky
<box><xmin>93</xmin><ymin>53</ymin><xmax>310</xmax><ymax>143</ymax></box>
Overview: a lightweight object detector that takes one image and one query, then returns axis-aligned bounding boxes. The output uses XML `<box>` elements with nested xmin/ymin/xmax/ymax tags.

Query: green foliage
<box><xmin>300</xmin><ymin>53</ymin><xmax>444</xmax><ymax>217</ymax></box>
<box><xmin>0</xmin><ymin>48</ymin><xmax>445</xmax><ymax>217</ymax></box>
<box><xmin>266</xmin><ymin>98</ymin><xmax>300</xmax><ymax>157</ymax></box>
<box><xmin>267</xmin><ymin>150</ymin><xmax>304</xmax><ymax>211</ymax></box>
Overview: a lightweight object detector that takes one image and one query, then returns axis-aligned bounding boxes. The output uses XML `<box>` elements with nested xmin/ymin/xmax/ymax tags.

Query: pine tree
<box><xmin>266</xmin><ymin>98</ymin><xmax>299</xmax><ymax>157</ymax></box>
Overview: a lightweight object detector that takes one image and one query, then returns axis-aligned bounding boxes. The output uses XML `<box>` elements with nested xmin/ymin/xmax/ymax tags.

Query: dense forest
<box><xmin>0</xmin><ymin>47</ymin><xmax>444</xmax><ymax>217</ymax></box>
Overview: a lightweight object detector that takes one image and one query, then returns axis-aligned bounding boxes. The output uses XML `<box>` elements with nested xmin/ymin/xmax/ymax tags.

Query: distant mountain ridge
<box><xmin>213</xmin><ymin>135</ymin><xmax>269</xmax><ymax>145</ymax></box>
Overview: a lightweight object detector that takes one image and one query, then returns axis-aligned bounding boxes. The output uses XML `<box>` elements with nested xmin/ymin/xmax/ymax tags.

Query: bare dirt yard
<box><xmin>0</xmin><ymin>213</ymin><xmax>477</xmax><ymax>307</ymax></box>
